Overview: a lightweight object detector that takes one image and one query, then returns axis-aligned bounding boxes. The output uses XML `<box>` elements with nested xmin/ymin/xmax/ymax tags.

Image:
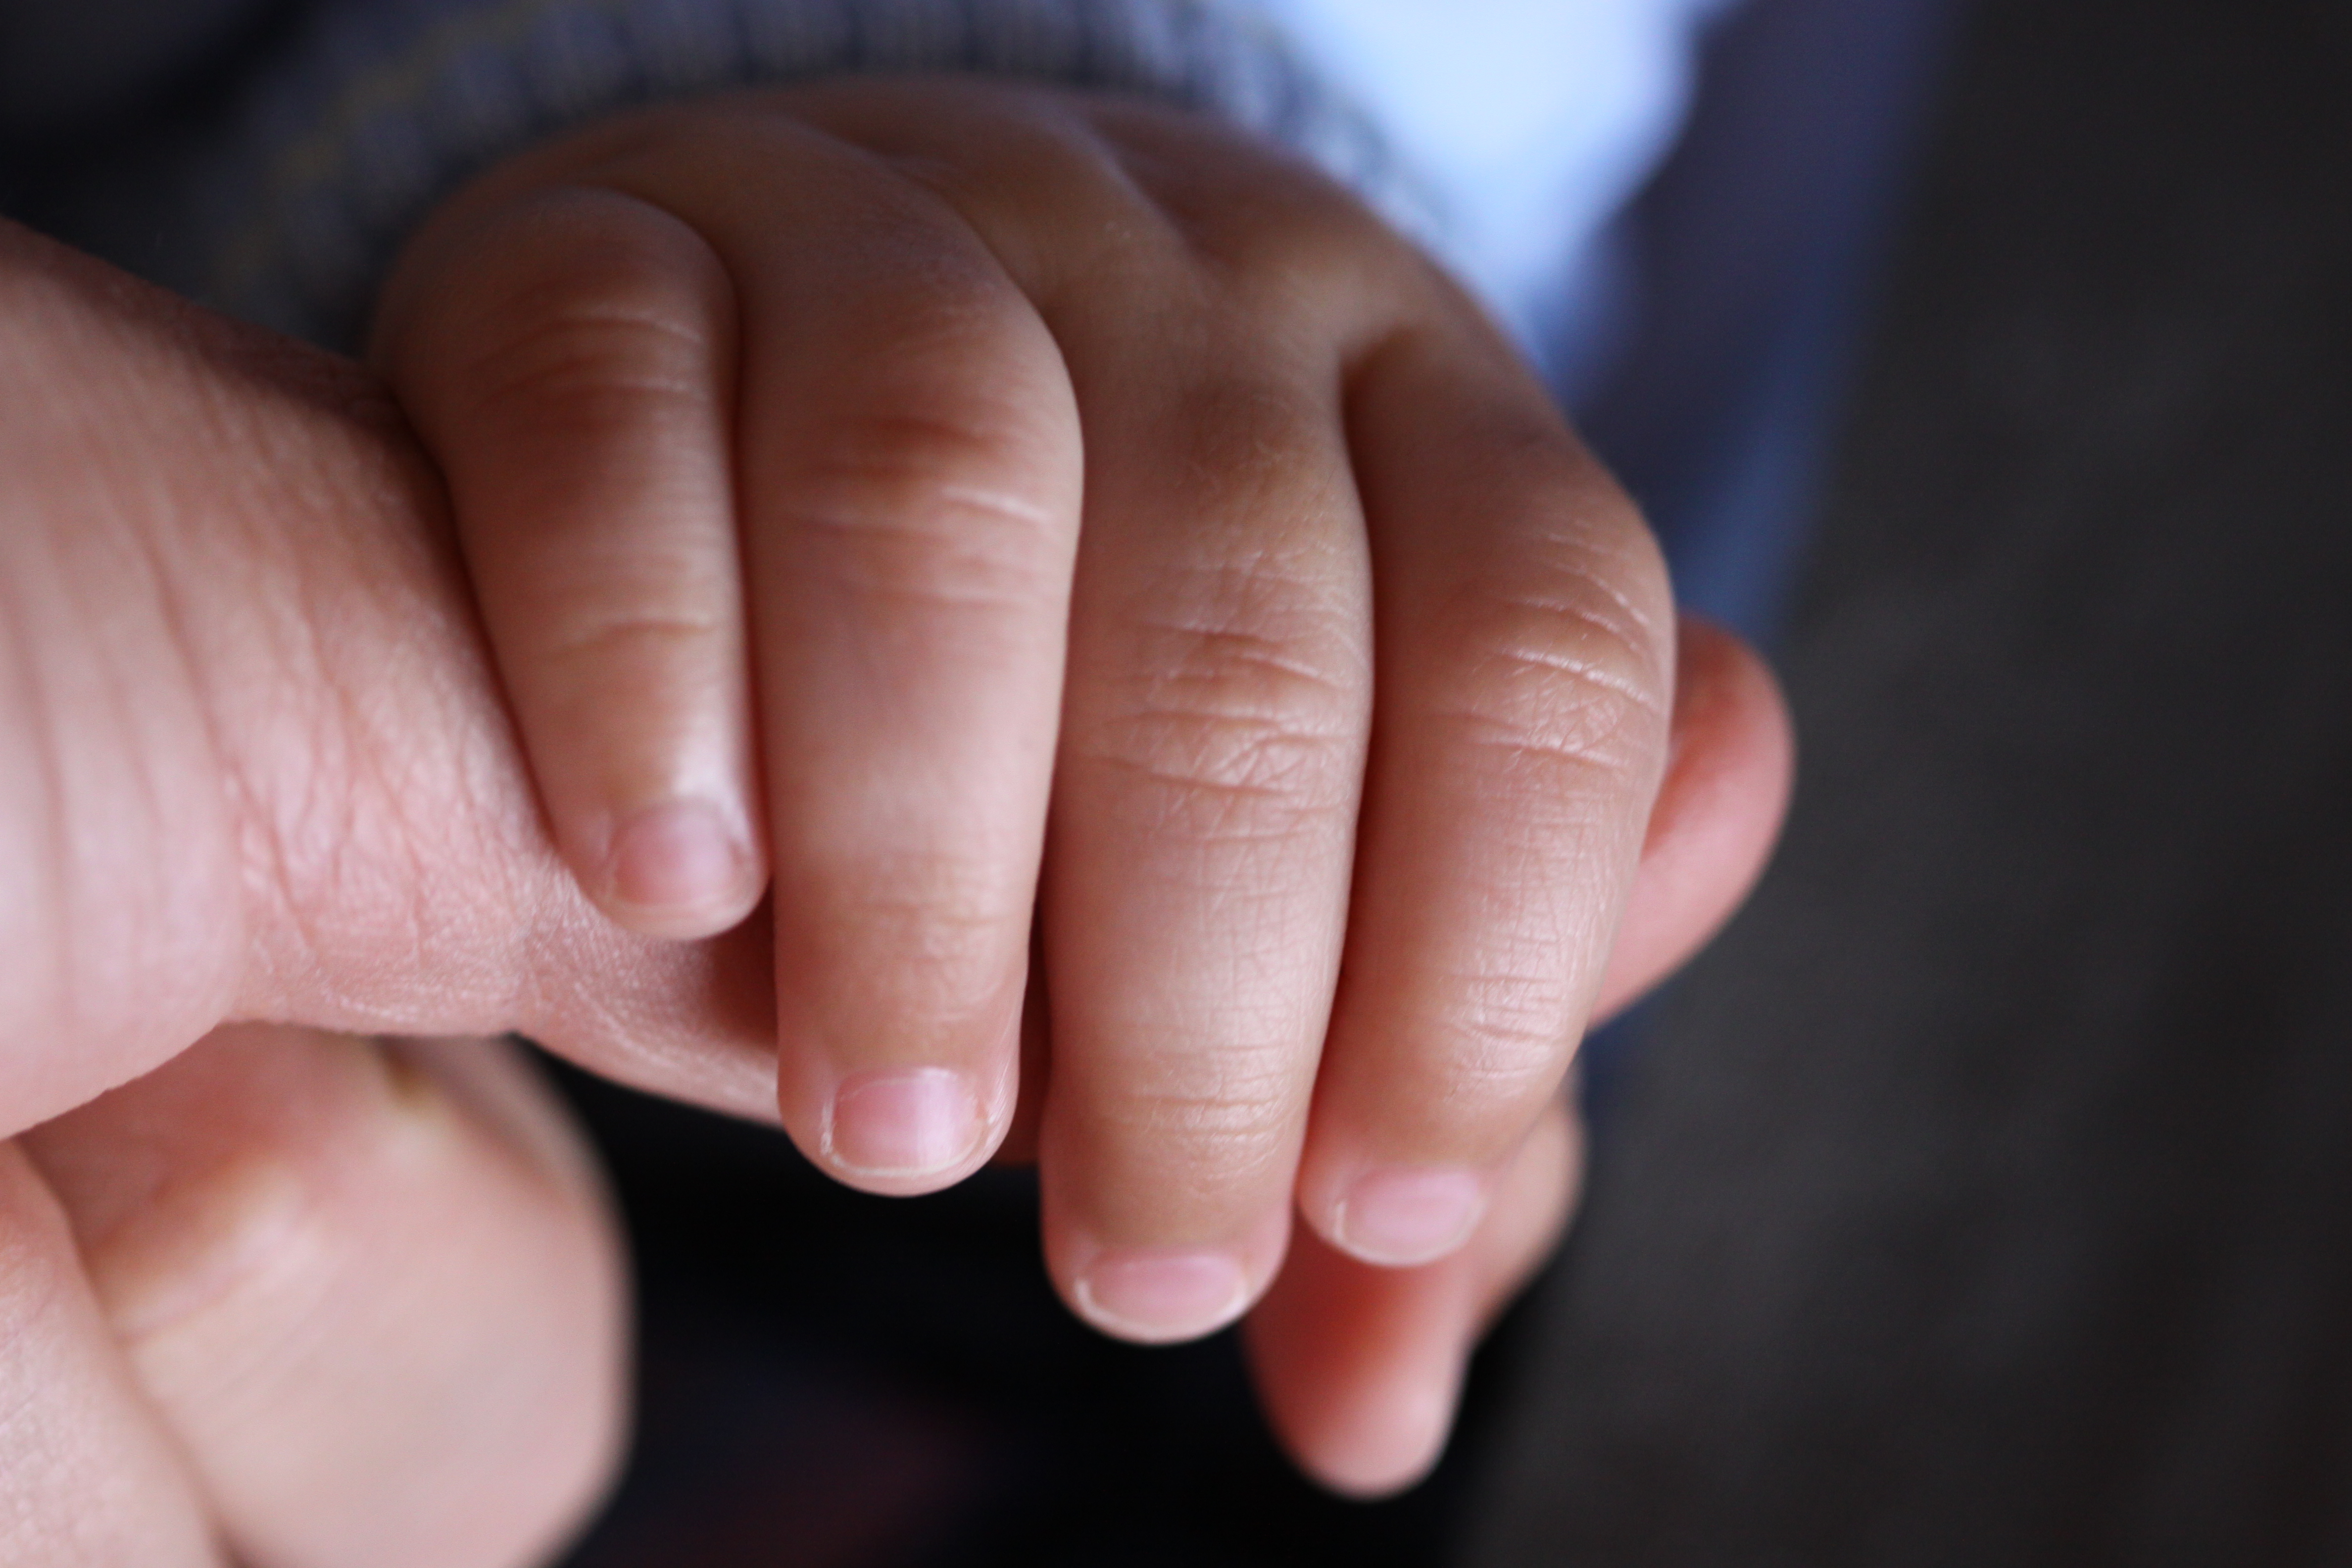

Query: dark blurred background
<box><xmin>547</xmin><ymin>0</ymin><xmax>2352</xmax><ymax>1562</ymax></box>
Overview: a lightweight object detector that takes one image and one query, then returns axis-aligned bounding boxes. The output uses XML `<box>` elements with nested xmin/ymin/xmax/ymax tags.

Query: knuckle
<box><xmin>1172</xmin><ymin>377</ymin><xmax>1349</xmax><ymax>520</ymax></box>
<box><xmin>533</xmin><ymin>604</ymin><xmax>730</xmax><ymax>676</ymax></box>
<box><xmin>806</xmin><ymin>849</ymin><xmax>1027</xmax><ymax>1010</ymax></box>
<box><xmin>74</xmin><ymin>1056</ymin><xmax>462</xmax><ymax>1350</ymax></box>
<box><xmin>1081</xmin><ymin>372</ymin><xmax>1371</xmax><ymax>831</ymax></box>
<box><xmin>1448</xmin><ymin>549</ymin><xmax>1673</xmax><ymax>784</ymax></box>
<box><xmin>1093</xmin><ymin>604</ymin><xmax>1368</xmax><ymax>840</ymax></box>
<box><xmin>1092</xmin><ymin>1046</ymin><xmax>1303</xmax><ymax>1172</ymax></box>
<box><xmin>1089</xmin><ymin>107</ymin><xmax>1405</xmax><ymax>318</ymax></box>
<box><xmin>64</xmin><ymin>1041</ymin><xmax>625</xmax><ymax>1568</ymax></box>
<box><xmin>445</xmin><ymin>213</ymin><xmax>725</xmax><ymax>435</ymax></box>
<box><xmin>1213</xmin><ymin>196</ymin><xmax>1401</xmax><ymax>322</ymax></box>
<box><xmin>784</xmin><ymin>402</ymin><xmax>1073</xmax><ymax>616</ymax></box>
<box><xmin>1438</xmin><ymin>975</ymin><xmax>1582</xmax><ymax>1081</ymax></box>
<box><xmin>458</xmin><ymin>293</ymin><xmax>716</xmax><ymax>439</ymax></box>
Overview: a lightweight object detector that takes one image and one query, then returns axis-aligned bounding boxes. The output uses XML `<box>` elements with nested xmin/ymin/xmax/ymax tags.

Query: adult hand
<box><xmin>0</xmin><ymin>220</ymin><xmax>647</xmax><ymax>1566</ymax></box>
<box><xmin>6</xmin><ymin>1027</ymin><xmax>624</xmax><ymax>1567</ymax></box>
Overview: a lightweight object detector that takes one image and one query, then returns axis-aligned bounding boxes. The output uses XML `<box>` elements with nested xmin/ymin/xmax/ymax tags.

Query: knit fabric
<box><xmin>167</xmin><ymin>0</ymin><xmax>1420</xmax><ymax>347</ymax></box>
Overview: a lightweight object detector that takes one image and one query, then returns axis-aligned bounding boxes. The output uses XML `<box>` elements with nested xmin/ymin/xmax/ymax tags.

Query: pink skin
<box><xmin>0</xmin><ymin>85</ymin><xmax>1790</xmax><ymax>1541</ymax></box>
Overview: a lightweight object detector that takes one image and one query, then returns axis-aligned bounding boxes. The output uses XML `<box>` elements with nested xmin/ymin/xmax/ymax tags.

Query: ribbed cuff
<box><xmin>176</xmin><ymin>0</ymin><xmax>1425</xmax><ymax>348</ymax></box>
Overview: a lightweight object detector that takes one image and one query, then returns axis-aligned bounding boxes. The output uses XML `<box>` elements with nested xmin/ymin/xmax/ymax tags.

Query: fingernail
<box><xmin>1334</xmin><ymin>1167</ymin><xmax>1486</xmax><ymax>1266</ymax></box>
<box><xmin>824</xmin><ymin>1068</ymin><xmax>984</xmax><ymax>1179</ymax></box>
<box><xmin>608</xmin><ymin>799</ymin><xmax>746</xmax><ymax>913</ymax></box>
<box><xmin>1074</xmin><ymin>1249</ymin><xmax>1250</xmax><ymax>1343</ymax></box>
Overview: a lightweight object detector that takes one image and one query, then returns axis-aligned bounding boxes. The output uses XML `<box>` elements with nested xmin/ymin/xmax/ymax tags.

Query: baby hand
<box><xmin>371</xmin><ymin>79</ymin><xmax>1771</xmax><ymax>1427</ymax></box>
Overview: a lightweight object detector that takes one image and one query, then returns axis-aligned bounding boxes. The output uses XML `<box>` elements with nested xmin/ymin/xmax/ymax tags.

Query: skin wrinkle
<box><xmin>112</xmin><ymin>392</ymin><xmax>268</xmax><ymax>1027</ymax></box>
<box><xmin>101</xmin><ymin>1160</ymin><xmax>316</xmax><ymax>1354</ymax></box>
<box><xmin>1470</xmin><ymin>593</ymin><xmax>1672</xmax><ymax>713</ymax></box>
<box><xmin>0</xmin><ymin>541</ymin><xmax>71</xmax><ymax>1112</ymax></box>
<box><xmin>1129</xmin><ymin>608</ymin><xmax>1368</xmax><ymax>704</ymax></box>
<box><xmin>199</xmin><ymin>360</ymin><xmax>442</xmax><ymax>1017</ymax></box>
<box><xmin>1555</xmin><ymin>536</ymin><xmax>1673</xmax><ymax>643</ymax></box>
<box><xmin>1433</xmin><ymin>706</ymin><xmax>1665</xmax><ymax>799</ymax></box>
<box><xmin>0</xmin><ymin>1184</ymin><xmax>74</xmax><ymax>1391</ymax></box>
<box><xmin>532</xmin><ymin>612</ymin><xmax>733</xmax><ymax>674</ymax></box>
<box><xmin>331</xmin><ymin>477</ymin><xmax>561</xmax><ymax>1021</ymax></box>
<box><xmin>774</xmin><ymin>441</ymin><xmax>1073</xmax><ymax>620</ymax></box>
<box><xmin>782</xmin><ymin>527</ymin><xmax>1067</xmax><ymax>623</ymax></box>
<box><xmin>1420</xmin><ymin>1024</ymin><xmax>1580</xmax><ymax>1096</ymax></box>
<box><xmin>0</xmin><ymin>1324</ymin><xmax>69</xmax><ymax>1553</ymax></box>
<box><xmin>1</xmin><ymin>312</ymin><xmax>241</xmax><ymax>1118</ymax></box>
<box><xmin>454</xmin><ymin>327</ymin><xmax>717</xmax><ymax>437</ymax></box>
<box><xmin>1082</xmin><ymin>1003</ymin><xmax>1308</xmax><ymax>1078</ymax></box>
<box><xmin>1106</xmin><ymin>610</ymin><xmax>1366</xmax><ymax>737</ymax></box>
<box><xmin>1090</xmin><ymin>731</ymin><xmax>1359</xmax><ymax>832</ymax></box>
<box><xmin>1086</xmin><ymin>1080</ymin><xmax>1304</xmax><ymax>1173</ymax></box>
<box><xmin>515</xmin><ymin>926</ymin><xmax>782</xmax><ymax>1122</ymax></box>
<box><xmin>200</xmin><ymin>466</ymin><xmax>333</xmax><ymax>1017</ymax></box>
<box><xmin>1091</xmin><ymin>674</ymin><xmax>1364</xmax><ymax>843</ymax></box>
<box><xmin>270</xmin><ymin>628</ymin><xmax>550</xmax><ymax>1037</ymax></box>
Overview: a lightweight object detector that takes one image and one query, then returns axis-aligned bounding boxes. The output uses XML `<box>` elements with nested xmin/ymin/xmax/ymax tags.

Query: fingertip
<box><xmin>1325</xmin><ymin>1164</ymin><xmax>1489</xmax><ymax>1269</ymax></box>
<box><xmin>819</xmin><ymin>1066</ymin><xmax>992</xmax><ymax>1190</ymax></box>
<box><xmin>1589</xmin><ymin>613</ymin><xmax>1794</xmax><ymax>1020</ymax></box>
<box><xmin>784</xmin><ymin>1034</ymin><xmax>1020</xmax><ymax>1199</ymax></box>
<box><xmin>1071</xmin><ymin>1249</ymin><xmax>1254</xmax><ymax>1345</ymax></box>
<box><xmin>1665</xmin><ymin>614</ymin><xmax>1796</xmax><ymax>827</ymax></box>
<box><xmin>1251</xmin><ymin>1104</ymin><xmax>1582</xmax><ymax>1497</ymax></box>
<box><xmin>587</xmin><ymin>796</ymin><xmax>765</xmax><ymax>941</ymax></box>
<box><xmin>1241</xmin><ymin>1226</ymin><xmax>1474</xmax><ymax>1497</ymax></box>
<box><xmin>1293</xmin><ymin>1359</ymin><xmax>1464</xmax><ymax>1500</ymax></box>
<box><xmin>1047</xmin><ymin>1204</ymin><xmax>1290</xmax><ymax>1346</ymax></box>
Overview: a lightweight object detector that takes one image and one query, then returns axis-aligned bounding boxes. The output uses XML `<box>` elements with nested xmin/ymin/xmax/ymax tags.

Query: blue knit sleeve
<box><xmin>155</xmin><ymin>0</ymin><xmax>1424</xmax><ymax>348</ymax></box>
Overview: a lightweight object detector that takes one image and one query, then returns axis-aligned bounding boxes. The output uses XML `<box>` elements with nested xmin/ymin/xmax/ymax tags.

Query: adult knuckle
<box><xmin>84</xmin><ymin>1063</ymin><xmax>452</xmax><ymax>1352</ymax></box>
